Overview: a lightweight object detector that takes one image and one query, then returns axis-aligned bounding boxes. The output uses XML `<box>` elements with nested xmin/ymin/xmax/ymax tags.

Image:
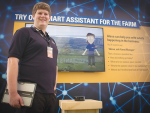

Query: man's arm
<box><xmin>54</xmin><ymin>66</ymin><xmax>58</xmax><ymax>92</ymax></box>
<box><xmin>95</xmin><ymin>49</ymin><xmax>100</xmax><ymax>56</ymax></box>
<box><xmin>82</xmin><ymin>49</ymin><xmax>87</xmax><ymax>55</ymax></box>
<box><xmin>7</xmin><ymin>57</ymin><xmax>24</xmax><ymax>108</ymax></box>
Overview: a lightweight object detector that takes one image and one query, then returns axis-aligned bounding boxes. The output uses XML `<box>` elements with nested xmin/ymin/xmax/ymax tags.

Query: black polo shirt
<box><xmin>8</xmin><ymin>27</ymin><xmax>58</xmax><ymax>93</ymax></box>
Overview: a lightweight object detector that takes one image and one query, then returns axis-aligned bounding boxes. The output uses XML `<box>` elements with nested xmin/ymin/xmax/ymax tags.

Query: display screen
<box><xmin>26</xmin><ymin>24</ymin><xmax>105</xmax><ymax>72</ymax></box>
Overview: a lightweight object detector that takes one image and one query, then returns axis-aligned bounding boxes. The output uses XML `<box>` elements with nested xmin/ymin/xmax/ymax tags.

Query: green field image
<box><xmin>57</xmin><ymin>55</ymin><xmax>105</xmax><ymax>71</ymax></box>
<box><xmin>54</xmin><ymin>36</ymin><xmax>105</xmax><ymax>71</ymax></box>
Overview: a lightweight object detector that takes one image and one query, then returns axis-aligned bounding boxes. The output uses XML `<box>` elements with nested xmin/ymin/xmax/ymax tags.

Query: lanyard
<box><xmin>33</xmin><ymin>27</ymin><xmax>51</xmax><ymax>47</ymax></box>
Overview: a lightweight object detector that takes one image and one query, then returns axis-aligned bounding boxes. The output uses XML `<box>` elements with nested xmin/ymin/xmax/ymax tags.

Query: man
<box><xmin>82</xmin><ymin>33</ymin><xmax>100</xmax><ymax>67</ymax></box>
<box><xmin>7</xmin><ymin>2</ymin><xmax>58</xmax><ymax>113</ymax></box>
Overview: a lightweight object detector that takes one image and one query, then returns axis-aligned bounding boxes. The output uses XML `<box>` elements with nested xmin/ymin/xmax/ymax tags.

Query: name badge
<box><xmin>47</xmin><ymin>46</ymin><xmax>53</xmax><ymax>58</ymax></box>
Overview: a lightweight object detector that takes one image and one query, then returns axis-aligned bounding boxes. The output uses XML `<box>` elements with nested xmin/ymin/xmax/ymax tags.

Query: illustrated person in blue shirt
<box><xmin>82</xmin><ymin>33</ymin><xmax>100</xmax><ymax>67</ymax></box>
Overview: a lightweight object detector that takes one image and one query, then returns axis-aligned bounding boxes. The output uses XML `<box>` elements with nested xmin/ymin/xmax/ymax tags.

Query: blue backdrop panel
<box><xmin>0</xmin><ymin>83</ymin><xmax>150</xmax><ymax>113</ymax></box>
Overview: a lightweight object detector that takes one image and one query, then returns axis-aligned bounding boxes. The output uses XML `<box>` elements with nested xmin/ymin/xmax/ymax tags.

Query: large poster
<box><xmin>12</xmin><ymin>21</ymin><xmax>150</xmax><ymax>83</ymax></box>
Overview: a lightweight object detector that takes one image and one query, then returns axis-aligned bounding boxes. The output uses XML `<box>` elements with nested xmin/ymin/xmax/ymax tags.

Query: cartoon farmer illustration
<box><xmin>82</xmin><ymin>33</ymin><xmax>100</xmax><ymax>67</ymax></box>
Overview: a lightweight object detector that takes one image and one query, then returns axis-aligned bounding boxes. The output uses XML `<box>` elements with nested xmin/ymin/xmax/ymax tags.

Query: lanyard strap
<box><xmin>33</xmin><ymin>27</ymin><xmax>51</xmax><ymax>47</ymax></box>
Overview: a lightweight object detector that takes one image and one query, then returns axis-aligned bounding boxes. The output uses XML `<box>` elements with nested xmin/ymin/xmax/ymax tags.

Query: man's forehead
<box><xmin>36</xmin><ymin>9</ymin><xmax>49</xmax><ymax>13</ymax></box>
<box><xmin>87</xmin><ymin>36</ymin><xmax>94</xmax><ymax>38</ymax></box>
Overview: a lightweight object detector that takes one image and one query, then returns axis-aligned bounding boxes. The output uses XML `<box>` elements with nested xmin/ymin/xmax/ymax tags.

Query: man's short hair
<box><xmin>32</xmin><ymin>2</ymin><xmax>51</xmax><ymax>16</ymax></box>
<box><xmin>86</xmin><ymin>33</ymin><xmax>95</xmax><ymax>38</ymax></box>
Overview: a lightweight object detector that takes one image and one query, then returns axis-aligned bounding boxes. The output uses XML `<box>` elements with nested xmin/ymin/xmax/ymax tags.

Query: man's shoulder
<box><xmin>87</xmin><ymin>43</ymin><xmax>91</xmax><ymax>46</ymax></box>
<box><xmin>17</xmin><ymin>27</ymin><xmax>32</xmax><ymax>33</ymax></box>
<box><xmin>14</xmin><ymin>27</ymin><xmax>33</xmax><ymax>38</ymax></box>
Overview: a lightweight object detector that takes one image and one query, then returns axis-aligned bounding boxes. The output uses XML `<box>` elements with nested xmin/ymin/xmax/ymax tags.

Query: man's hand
<box><xmin>82</xmin><ymin>53</ymin><xmax>85</xmax><ymax>55</ymax></box>
<box><xmin>9</xmin><ymin>93</ymin><xmax>24</xmax><ymax>108</ymax></box>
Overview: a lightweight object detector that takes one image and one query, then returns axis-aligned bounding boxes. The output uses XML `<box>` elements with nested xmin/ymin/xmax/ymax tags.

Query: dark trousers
<box><xmin>88</xmin><ymin>56</ymin><xmax>95</xmax><ymax>66</ymax></box>
<box><xmin>16</xmin><ymin>92</ymin><xmax>57</xmax><ymax>113</ymax></box>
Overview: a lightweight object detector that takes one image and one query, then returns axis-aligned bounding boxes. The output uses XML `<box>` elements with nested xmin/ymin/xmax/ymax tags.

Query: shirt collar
<box><xmin>30</xmin><ymin>26</ymin><xmax>49</xmax><ymax>37</ymax></box>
